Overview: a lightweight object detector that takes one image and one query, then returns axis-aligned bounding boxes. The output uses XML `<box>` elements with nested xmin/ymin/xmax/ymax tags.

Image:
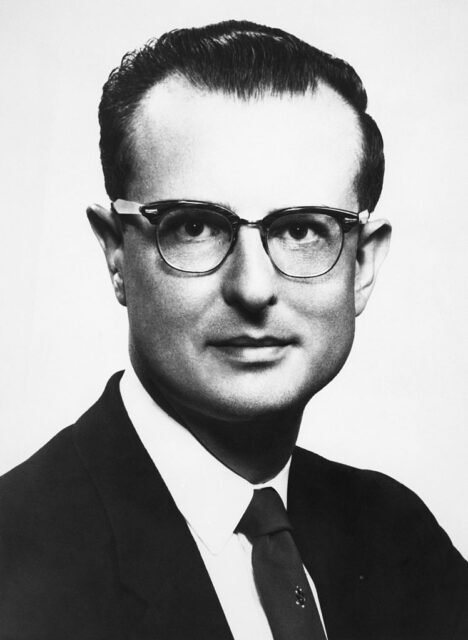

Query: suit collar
<box><xmin>119</xmin><ymin>366</ymin><xmax>291</xmax><ymax>556</ymax></box>
<box><xmin>72</xmin><ymin>372</ymin><xmax>234</xmax><ymax>639</ymax></box>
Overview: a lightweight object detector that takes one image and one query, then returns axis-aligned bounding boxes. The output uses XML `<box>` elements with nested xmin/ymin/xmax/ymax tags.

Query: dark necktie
<box><xmin>235</xmin><ymin>487</ymin><xmax>327</xmax><ymax>640</ymax></box>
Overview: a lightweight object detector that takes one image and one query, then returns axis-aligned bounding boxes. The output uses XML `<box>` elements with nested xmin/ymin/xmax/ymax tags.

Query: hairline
<box><xmin>121</xmin><ymin>74</ymin><xmax>365</xmax><ymax>207</ymax></box>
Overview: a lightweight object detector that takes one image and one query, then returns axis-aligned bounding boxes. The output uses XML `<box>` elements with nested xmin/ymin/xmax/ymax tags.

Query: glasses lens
<box><xmin>157</xmin><ymin>207</ymin><xmax>232</xmax><ymax>272</ymax></box>
<box><xmin>267</xmin><ymin>212</ymin><xmax>343</xmax><ymax>277</ymax></box>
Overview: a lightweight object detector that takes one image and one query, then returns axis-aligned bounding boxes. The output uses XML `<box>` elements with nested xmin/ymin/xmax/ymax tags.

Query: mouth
<box><xmin>208</xmin><ymin>335</ymin><xmax>297</xmax><ymax>364</ymax></box>
<box><xmin>212</xmin><ymin>335</ymin><xmax>294</xmax><ymax>348</ymax></box>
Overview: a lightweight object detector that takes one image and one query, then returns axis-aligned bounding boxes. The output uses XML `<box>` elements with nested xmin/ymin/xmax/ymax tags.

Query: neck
<box><xmin>177</xmin><ymin>404</ymin><xmax>303</xmax><ymax>484</ymax></box>
<box><xmin>133</xmin><ymin>366</ymin><xmax>304</xmax><ymax>485</ymax></box>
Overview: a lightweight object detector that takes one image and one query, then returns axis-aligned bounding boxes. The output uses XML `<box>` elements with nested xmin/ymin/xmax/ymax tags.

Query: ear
<box><xmin>87</xmin><ymin>203</ymin><xmax>127</xmax><ymax>306</ymax></box>
<box><xmin>354</xmin><ymin>218</ymin><xmax>392</xmax><ymax>316</ymax></box>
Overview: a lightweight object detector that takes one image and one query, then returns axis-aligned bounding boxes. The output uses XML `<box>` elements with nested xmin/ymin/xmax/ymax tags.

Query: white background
<box><xmin>0</xmin><ymin>0</ymin><xmax>467</xmax><ymax>557</ymax></box>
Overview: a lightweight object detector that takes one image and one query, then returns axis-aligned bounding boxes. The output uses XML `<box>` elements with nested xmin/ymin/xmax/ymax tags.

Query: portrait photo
<box><xmin>0</xmin><ymin>1</ymin><xmax>467</xmax><ymax>638</ymax></box>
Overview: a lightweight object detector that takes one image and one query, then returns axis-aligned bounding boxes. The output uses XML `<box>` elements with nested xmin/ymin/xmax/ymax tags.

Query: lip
<box><xmin>210</xmin><ymin>335</ymin><xmax>296</xmax><ymax>348</ymax></box>
<box><xmin>208</xmin><ymin>335</ymin><xmax>296</xmax><ymax>364</ymax></box>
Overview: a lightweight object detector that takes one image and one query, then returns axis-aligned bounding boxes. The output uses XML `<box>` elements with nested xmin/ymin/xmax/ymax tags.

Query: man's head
<box><xmin>89</xmin><ymin>20</ymin><xmax>391</xmax><ymax>422</ymax></box>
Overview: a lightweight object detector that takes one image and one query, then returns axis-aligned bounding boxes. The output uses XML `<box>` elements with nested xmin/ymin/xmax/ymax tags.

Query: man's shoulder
<box><xmin>0</xmin><ymin>420</ymin><xmax>113</xmax><ymax>552</ymax></box>
<box><xmin>0</xmin><ymin>373</ymin><xmax>130</xmax><ymax>559</ymax></box>
<box><xmin>293</xmin><ymin>444</ymin><xmax>433</xmax><ymax>508</ymax></box>
<box><xmin>292</xmin><ymin>445</ymin><xmax>450</xmax><ymax>535</ymax></box>
<box><xmin>292</xmin><ymin>445</ymin><xmax>467</xmax><ymax>572</ymax></box>
<box><xmin>0</xmin><ymin>380</ymin><xmax>125</xmax><ymax>637</ymax></box>
<box><xmin>0</xmin><ymin>425</ymin><xmax>82</xmax><ymax>509</ymax></box>
<box><xmin>0</xmin><ymin>372</ymin><xmax>126</xmax><ymax>511</ymax></box>
<box><xmin>292</xmin><ymin>447</ymin><xmax>468</xmax><ymax>638</ymax></box>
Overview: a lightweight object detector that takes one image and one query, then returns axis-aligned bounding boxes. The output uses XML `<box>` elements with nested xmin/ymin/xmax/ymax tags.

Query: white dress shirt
<box><xmin>120</xmin><ymin>366</ymin><xmax>327</xmax><ymax>640</ymax></box>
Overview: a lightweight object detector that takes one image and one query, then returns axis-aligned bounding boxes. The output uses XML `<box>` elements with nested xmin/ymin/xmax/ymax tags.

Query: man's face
<box><xmin>120</xmin><ymin>78</ymin><xmax>364</xmax><ymax>420</ymax></box>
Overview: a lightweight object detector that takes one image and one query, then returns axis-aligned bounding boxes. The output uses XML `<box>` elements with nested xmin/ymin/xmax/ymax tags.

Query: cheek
<box><xmin>289</xmin><ymin>257</ymin><xmax>357</xmax><ymax>362</ymax></box>
<box><xmin>123</xmin><ymin>240</ymin><xmax>218</xmax><ymax>349</ymax></box>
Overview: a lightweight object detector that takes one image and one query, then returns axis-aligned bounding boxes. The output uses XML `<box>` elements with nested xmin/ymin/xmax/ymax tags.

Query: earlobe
<box><xmin>87</xmin><ymin>203</ymin><xmax>127</xmax><ymax>307</ymax></box>
<box><xmin>354</xmin><ymin>218</ymin><xmax>392</xmax><ymax>316</ymax></box>
<box><xmin>112</xmin><ymin>270</ymin><xmax>126</xmax><ymax>306</ymax></box>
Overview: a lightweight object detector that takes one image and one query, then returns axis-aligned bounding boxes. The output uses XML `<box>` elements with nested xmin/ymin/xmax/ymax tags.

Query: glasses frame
<box><xmin>111</xmin><ymin>199</ymin><xmax>369</xmax><ymax>278</ymax></box>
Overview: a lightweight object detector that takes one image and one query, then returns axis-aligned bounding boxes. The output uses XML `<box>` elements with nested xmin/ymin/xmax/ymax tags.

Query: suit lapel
<box><xmin>288</xmin><ymin>447</ymin><xmax>368</xmax><ymax>640</ymax></box>
<box><xmin>72</xmin><ymin>373</ymin><xmax>234</xmax><ymax>640</ymax></box>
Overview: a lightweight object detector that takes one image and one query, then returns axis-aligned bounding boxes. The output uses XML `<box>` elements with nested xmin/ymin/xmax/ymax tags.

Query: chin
<box><xmin>184</xmin><ymin>376</ymin><xmax>324</xmax><ymax>422</ymax></box>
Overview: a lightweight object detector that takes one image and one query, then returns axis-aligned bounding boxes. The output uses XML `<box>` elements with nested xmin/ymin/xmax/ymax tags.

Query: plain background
<box><xmin>0</xmin><ymin>0</ymin><xmax>467</xmax><ymax>558</ymax></box>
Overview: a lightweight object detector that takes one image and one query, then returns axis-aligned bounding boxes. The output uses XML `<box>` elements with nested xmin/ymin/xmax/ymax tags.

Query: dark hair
<box><xmin>99</xmin><ymin>20</ymin><xmax>384</xmax><ymax>212</ymax></box>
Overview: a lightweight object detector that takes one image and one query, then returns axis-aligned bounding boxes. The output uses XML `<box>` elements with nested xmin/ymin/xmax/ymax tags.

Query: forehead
<box><xmin>128</xmin><ymin>77</ymin><xmax>363</xmax><ymax>212</ymax></box>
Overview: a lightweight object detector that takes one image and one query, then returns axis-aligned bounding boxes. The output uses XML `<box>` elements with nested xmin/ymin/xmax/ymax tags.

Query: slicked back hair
<box><xmin>99</xmin><ymin>20</ymin><xmax>384</xmax><ymax>212</ymax></box>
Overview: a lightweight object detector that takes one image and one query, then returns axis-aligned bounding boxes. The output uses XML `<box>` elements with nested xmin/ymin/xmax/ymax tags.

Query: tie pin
<box><xmin>295</xmin><ymin>585</ymin><xmax>306</xmax><ymax>608</ymax></box>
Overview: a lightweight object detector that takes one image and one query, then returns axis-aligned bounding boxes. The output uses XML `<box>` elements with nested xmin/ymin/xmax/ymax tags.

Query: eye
<box><xmin>270</xmin><ymin>216</ymin><xmax>329</xmax><ymax>244</ymax></box>
<box><xmin>158</xmin><ymin>207</ymin><xmax>232</xmax><ymax>244</ymax></box>
<box><xmin>284</xmin><ymin>223</ymin><xmax>313</xmax><ymax>241</ymax></box>
<box><xmin>182</xmin><ymin>219</ymin><xmax>211</xmax><ymax>238</ymax></box>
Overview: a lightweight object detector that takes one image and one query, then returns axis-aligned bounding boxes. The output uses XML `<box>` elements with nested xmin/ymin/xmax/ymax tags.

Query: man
<box><xmin>0</xmin><ymin>19</ymin><xmax>466</xmax><ymax>640</ymax></box>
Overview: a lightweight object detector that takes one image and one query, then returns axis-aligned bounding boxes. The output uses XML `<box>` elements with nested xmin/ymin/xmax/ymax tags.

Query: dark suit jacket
<box><xmin>1</xmin><ymin>373</ymin><xmax>467</xmax><ymax>639</ymax></box>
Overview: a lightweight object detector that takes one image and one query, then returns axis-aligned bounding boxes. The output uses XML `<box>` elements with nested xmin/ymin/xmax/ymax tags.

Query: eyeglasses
<box><xmin>111</xmin><ymin>199</ymin><xmax>369</xmax><ymax>278</ymax></box>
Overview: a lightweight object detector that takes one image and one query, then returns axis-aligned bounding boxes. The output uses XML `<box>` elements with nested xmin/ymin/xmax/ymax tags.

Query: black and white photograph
<box><xmin>0</xmin><ymin>1</ymin><xmax>467</xmax><ymax>638</ymax></box>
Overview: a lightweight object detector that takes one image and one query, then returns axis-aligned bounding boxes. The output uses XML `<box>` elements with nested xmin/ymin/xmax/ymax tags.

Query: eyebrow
<box><xmin>208</xmin><ymin>199</ymin><xmax>237</xmax><ymax>213</ymax></box>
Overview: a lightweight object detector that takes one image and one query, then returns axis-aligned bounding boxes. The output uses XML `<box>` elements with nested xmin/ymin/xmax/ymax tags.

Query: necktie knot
<box><xmin>235</xmin><ymin>488</ymin><xmax>292</xmax><ymax>540</ymax></box>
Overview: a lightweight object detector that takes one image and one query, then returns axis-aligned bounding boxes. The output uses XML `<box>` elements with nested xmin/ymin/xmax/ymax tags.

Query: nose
<box><xmin>221</xmin><ymin>226</ymin><xmax>278</xmax><ymax>314</ymax></box>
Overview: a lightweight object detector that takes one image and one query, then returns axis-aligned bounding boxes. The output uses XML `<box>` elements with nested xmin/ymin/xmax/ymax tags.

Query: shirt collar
<box><xmin>119</xmin><ymin>365</ymin><xmax>291</xmax><ymax>555</ymax></box>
